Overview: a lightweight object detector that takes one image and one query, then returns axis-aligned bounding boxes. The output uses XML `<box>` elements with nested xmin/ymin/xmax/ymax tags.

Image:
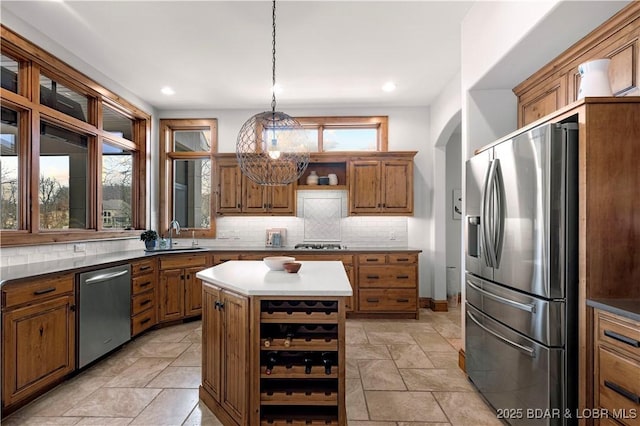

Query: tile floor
<box><xmin>3</xmin><ymin>307</ymin><xmax>503</xmax><ymax>425</ymax></box>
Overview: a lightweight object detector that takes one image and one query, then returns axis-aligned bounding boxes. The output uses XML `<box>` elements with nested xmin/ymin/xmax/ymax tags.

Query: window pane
<box><xmin>40</xmin><ymin>74</ymin><xmax>88</xmax><ymax>122</ymax></box>
<box><xmin>102</xmin><ymin>143</ymin><xmax>133</xmax><ymax>229</ymax></box>
<box><xmin>40</xmin><ymin>122</ymin><xmax>88</xmax><ymax>229</ymax></box>
<box><xmin>103</xmin><ymin>104</ymin><xmax>134</xmax><ymax>141</ymax></box>
<box><xmin>174</xmin><ymin>130</ymin><xmax>211</xmax><ymax>152</ymax></box>
<box><xmin>323</xmin><ymin>128</ymin><xmax>377</xmax><ymax>151</ymax></box>
<box><xmin>1</xmin><ymin>54</ymin><xmax>19</xmax><ymax>93</ymax></box>
<box><xmin>1</xmin><ymin>107</ymin><xmax>19</xmax><ymax>229</ymax></box>
<box><xmin>173</xmin><ymin>159</ymin><xmax>210</xmax><ymax>229</ymax></box>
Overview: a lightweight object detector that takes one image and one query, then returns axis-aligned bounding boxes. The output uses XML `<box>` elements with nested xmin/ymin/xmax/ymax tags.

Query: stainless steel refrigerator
<box><xmin>464</xmin><ymin>122</ymin><xmax>578</xmax><ymax>425</ymax></box>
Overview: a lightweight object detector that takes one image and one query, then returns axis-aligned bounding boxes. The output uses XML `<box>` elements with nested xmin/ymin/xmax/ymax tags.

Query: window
<box><xmin>296</xmin><ymin>116</ymin><xmax>388</xmax><ymax>152</ymax></box>
<box><xmin>0</xmin><ymin>26</ymin><xmax>149</xmax><ymax>246</ymax></box>
<box><xmin>160</xmin><ymin>119</ymin><xmax>217</xmax><ymax>238</ymax></box>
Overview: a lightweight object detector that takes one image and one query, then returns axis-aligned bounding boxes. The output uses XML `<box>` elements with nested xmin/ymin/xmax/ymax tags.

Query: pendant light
<box><xmin>236</xmin><ymin>0</ymin><xmax>310</xmax><ymax>186</ymax></box>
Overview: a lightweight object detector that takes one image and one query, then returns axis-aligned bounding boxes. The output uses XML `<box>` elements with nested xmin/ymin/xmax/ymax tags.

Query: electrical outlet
<box><xmin>389</xmin><ymin>231</ymin><xmax>396</xmax><ymax>240</ymax></box>
<box><xmin>74</xmin><ymin>243</ymin><xmax>86</xmax><ymax>252</ymax></box>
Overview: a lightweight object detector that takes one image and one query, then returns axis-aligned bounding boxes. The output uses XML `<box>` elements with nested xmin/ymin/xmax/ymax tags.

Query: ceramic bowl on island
<box><xmin>263</xmin><ymin>256</ymin><xmax>296</xmax><ymax>271</ymax></box>
<box><xmin>283</xmin><ymin>262</ymin><xmax>302</xmax><ymax>273</ymax></box>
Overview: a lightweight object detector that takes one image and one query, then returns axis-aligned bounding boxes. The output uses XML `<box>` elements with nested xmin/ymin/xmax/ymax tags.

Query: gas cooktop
<box><xmin>294</xmin><ymin>243</ymin><xmax>345</xmax><ymax>250</ymax></box>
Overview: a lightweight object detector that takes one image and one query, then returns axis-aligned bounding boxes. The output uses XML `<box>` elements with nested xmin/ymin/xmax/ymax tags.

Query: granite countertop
<box><xmin>0</xmin><ymin>245</ymin><xmax>421</xmax><ymax>285</ymax></box>
<box><xmin>587</xmin><ymin>298</ymin><xmax>640</xmax><ymax>322</ymax></box>
<box><xmin>197</xmin><ymin>261</ymin><xmax>353</xmax><ymax>297</ymax></box>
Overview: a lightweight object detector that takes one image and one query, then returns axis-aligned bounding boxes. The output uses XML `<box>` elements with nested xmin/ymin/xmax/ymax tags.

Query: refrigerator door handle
<box><xmin>467</xmin><ymin>280</ymin><xmax>536</xmax><ymax>313</ymax></box>
<box><xmin>492</xmin><ymin>158</ymin><xmax>505</xmax><ymax>267</ymax></box>
<box><xmin>482</xmin><ymin>159</ymin><xmax>499</xmax><ymax>267</ymax></box>
<box><xmin>467</xmin><ymin>306</ymin><xmax>536</xmax><ymax>358</ymax></box>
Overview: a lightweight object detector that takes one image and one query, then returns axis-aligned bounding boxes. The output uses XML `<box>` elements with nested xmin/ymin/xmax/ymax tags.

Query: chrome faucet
<box><xmin>168</xmin><ymin>219</ymin><xmax>181</xmax><ymax>248</ymax></box>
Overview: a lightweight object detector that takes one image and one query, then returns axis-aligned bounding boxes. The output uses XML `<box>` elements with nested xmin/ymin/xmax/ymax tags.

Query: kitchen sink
<box><xmin>144</xmin><ymin>246</ymin><xmax>208</xmax><ymax>253</ymax></box>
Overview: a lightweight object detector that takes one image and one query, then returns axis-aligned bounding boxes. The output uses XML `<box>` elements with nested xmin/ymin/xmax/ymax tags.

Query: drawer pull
<box><xmin>139</xmin><ymin>266</ymin><xmax>151</xmax><ymax>271</ymax></box>
<box><xmin>140</xmin><ymin>299</ymin><xmax>152</xmax><ymax>306</ymax></box>
<box><xmin>396</xmin><ymin>275</ymin><xmax>409</xmax><ymax>279</ymax></box>
<box><xmin>366</xmin><ymin>275</ymin><xmax>380</xmax><ymax>279</ymax></box>
<box><xmin>366</xmin><ymin>298</ymin><xmax>379</xmax><ymax>303</ymax></box>
<box><xmin>604</xmin><ymin>329</ymin><xmax>640</xmax><ymax>348</ymax></box>
<box><xmin>33</xmin><ymin>287</ymin><xmax>56</xmax><ymax>295</ymax></box>
<box><xmin>366</xmin><ymin>258</ymin><xmax>378</xmax><ymax>262</ymax></box>
<box><xmin>139</xmin><ymin>281</ymin><xmax>151</xmax><ymax>287</ymax></box>
<box><xmin>397</xmin><ymin>298</ymin><xmax>410</xmax><ymax>303</ymax></box>
<box><xmin>397</xmin><ymin>258</ymin><xmax>409</xmax><ymax>262</ymax></box>
<box><xmin>140</xmin><ymin>318</ymin><xmax>151</xmax><ymax>325</ymax></box>
<box><xmin>604</xmin><ymin>380</ymin><xmax>640</xmax><ymax>404</ymax></box>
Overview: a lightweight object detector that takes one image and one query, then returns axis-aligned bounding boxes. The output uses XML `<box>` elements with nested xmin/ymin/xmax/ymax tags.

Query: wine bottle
<box><xmin>283</xmin><ymin>325</ymin><xmax>294</xmax><ymax>347</ymax></box>
<box><xmin>303</xmin><ymin>352</ymin><xmax>314</xmax><ymax>374</ymax></box>
<box><xmin>264</xmin><ymin>336</ymin><xmax>273</xmax><ymax>348</ymax></box>
<box><xmin>265</xmin><ymin>351</ymin><xmax>278</xmax><ymax>375</ymax></box>
<box><xmin>321</xmin><ymin>351</ymin><xmax>334</xmax><ymax>375</ymax></box>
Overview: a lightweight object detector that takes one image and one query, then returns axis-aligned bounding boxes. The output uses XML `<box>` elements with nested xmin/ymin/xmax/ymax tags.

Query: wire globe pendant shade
<box><xmin>236</xmin><ymin>0</ymin><xmax>310</xmax><ymax>186</ymax></box>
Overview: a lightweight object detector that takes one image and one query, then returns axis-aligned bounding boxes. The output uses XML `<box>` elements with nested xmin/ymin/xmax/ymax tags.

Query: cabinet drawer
<box><xmin>597</xmin><ymin>347</ymin><xmax>640</xmax><ymax>425</ymax></box>
<box><xmin>597</xmin><ymin>311</ymin><xmax>640</xmax><ymax>359</ymax></box>
<box><xmin>2</xmin><ymin>273</ymin><xmax>74</xmax><ymax>309</ymax></box>
<box><xmin>131</xmin><ymin>259</ymin><xmax>155</xmax><ymax>276</ymax></box>
<box><xmin>213</xmin><ymin>254</ymin><xmax>241</xmax><ymax>264</ymax></box>
<box><xmin>293</xmin><ymin>254</ymin><xmax>354</xmax><ymax>265</ymax></box>
<box><xmin>358</xmin><ymin>254</ymin><xmax>386</xmax><ymax>265</ymax></box>
<box><xmin>358</xmin><ymin>266</ymin><xmax>416</xmax><ymax>288</ymax></box>
<box><xmin>159</xmin><ymin>254</ymin><xmax>207</xmax><ymax>270</ymax></box>
<box><xmin>358</xmin><ymin>289</ymin><xmax>417</xmax><ymax>311</ymax></box>
<box><xmin>388</xmin><ymin>253</ymin><xmax>418</xmax><ymax>264</ymax></box>
<box><xmin>132</xmin><ymin>307</ymin><xmax>156</xmax><ymax>336</ymax></box>
<box><xmin>132</xmin><ymin>274</ymin><xmax>155</xmax><ymax>295</ymax></box>
<box><xmin>132</xmin><ymin>290</ymin><xmax>155</xmax><ymax>316</ymax></box>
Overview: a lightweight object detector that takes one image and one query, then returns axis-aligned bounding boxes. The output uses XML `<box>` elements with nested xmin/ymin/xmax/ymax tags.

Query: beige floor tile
<box><xmin>146</xmin><ymin>366</ymin><xmax>201</xmax><ymax>389</ymax></box>
<box><xmin>433</xmin><ymin>391</ymin><xmax>503</xmax><ymax>426</ymax></box>
<box><xmin>347</xmin><ymin>327</ymin><xmax>370</xmax><ymax>344</ymax></box>
<box><xmin>130</xmin><ymin>388</ymin><xmax>199</xmax><ymax>425</ymax></box>
<box><xmin>388</xmin><ymin>344</ymin><xmax>435</xmax><ymax>368</ymax></box>
<box><xmin>431</xmin><ymin>322</ymin><xmax>462</xmax><ymax>339</ymax></box>
<box><xmin>171</xmin><ymin>343</ymin><xmax>202</xmax><ymax>367</ymax></box>
<box><xmin>182</xmin><ymin>401</ymin><xmax>223</xmax><ymax>426</ymax></box>
<box><xmin>347</xmin><ymin>422</ymin><xmax>396</xmax><ymax>426</ymax></box>
<box><xmin>365</xmin><ymin>391</ymin><xmax>448</xmax><ymax>422</ymax></box>
<box><xmin>362</xmin><ymin>321</ymin><xmax>436</xmax><ymax>333</ymax></box>
<box><xmin>125</xmin><ymin>342</ymin><xmax>191</xmax><ymax>358</ymax></box>
<box><xmin>181</xmin><ymin>328</ymin><xmax>203</xmax><ymax>343</ymax></box>
<box><xmin>63</xmin><ymin>388</ymin><xmax>161</xmax><ymax>417</ymax></box>
<box><xmin>346</xmin><ymin>378</ymin><xmax>369</xmax><ymax>421</ymax></box>
<box><xmin>366</xmin><ymin>331</ymin><xmax>418</xmax><ymax>345</ymax></box>
<box><xmin>83</xmin><ymin>355</ymin><xmax>140</xmax><ymax>378</ymax></box>
<box><xmin>411</xmin><ymin>332</ymin><xmax>457</xmax><ymax>353</ymax></box>
<box><xmin>425</xmin><ymin>352</ymin><xmax>460</xmax><ymax>369</ymax></box>
<box><xmin>397</xmin><ymin>423</ymin><xmax>451</xmax><ymax>426</ymax></box>
<box><xmin>359</xmin><ymin>359</ymin><xmax>406</xmax><ymax>391</ymax></box>
<box><xmin>400</xmin><ymin>369</ymin><xmax>474</xmax><ymax>391</ymax></box>
<box><xmin>104</xmin><ymin>357</ymin><xmax>173</xmax><ymax>388</ymax></box>
<box><xmin>446</xmin><ymin>338</ymin><xmax>463</xmax><ymax>352</ymax></box>
<box><xmin>76</xmin><ymin>417</ymin><xmax>133</xmax><ymax>425</ymax></box>
<box><xmin>0</xmin><ymin>417</ymin><xmax>83</xmax><ymax>425</ymax></box>
<box><xmin>346</xmin><ymin>344</ymin><xmax>391</xmax><ymax>360</ymax></box>
<box><xmin>346</xmin><ymin>358</ymin><xmax>361</xmax><ymax>379</ymax></box>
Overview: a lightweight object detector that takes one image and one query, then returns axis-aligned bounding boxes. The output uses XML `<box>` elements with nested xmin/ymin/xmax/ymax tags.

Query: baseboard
<box><xmin>418</xmin><ymin>297</ymin><xmax>449</xmax><ymax>312</ymax></box>
<box><xmin>458</xmin><ymin>348</ymin><xmax>465</xmax><ymax>372</ymax></box>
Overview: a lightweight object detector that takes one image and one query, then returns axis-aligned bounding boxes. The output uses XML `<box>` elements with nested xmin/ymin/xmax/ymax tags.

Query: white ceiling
<box><xmin>1</xmin><ymin>1</ymin><xmax>474</xmax><ymax>111</ymax></box>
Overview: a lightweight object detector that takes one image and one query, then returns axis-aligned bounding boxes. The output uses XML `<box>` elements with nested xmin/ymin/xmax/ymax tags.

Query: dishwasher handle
<box><xmin>84</xmin><ymin>269</ymin><xmax>129</xmax><ymax>284</ymax></box>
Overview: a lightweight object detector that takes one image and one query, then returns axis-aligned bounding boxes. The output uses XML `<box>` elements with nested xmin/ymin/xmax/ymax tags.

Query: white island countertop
<box><xmin>196</xmin><ymin>260</ymin><xmax>353</xmax><ymax>297</ymax></box>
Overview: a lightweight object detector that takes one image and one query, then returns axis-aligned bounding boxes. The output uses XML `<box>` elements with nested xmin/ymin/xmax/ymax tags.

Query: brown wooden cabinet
<box><xmin>201</xmin><ymin>284</ymin><xmax>250</xmax><ymax>426</ymax></box>
<box><xmin>215</xmin><ymin>155</ymin><xmax>295</xmax><ymax>216</ymax></box>
<box><xmin>130</xmin><ymin>258</ymin><xmax>157</xmax><ymax>336</ymax></box>
<box><xmin>593</xmin><ymin>309</ymin><xmax>640</xmax><ymax>426</ymax></box>
<box><xmin>1</xmin><ymin>273</ymin><xmax>76</xmax><ymax>413</ymax></box>
<box><xmin>349</xmin><ymin>154</ymin><xmax>415</xmax><ymax>215</ymax></box>
<box><xmin>158</xmin><ymin>254</ymin><xmax>208</xmax><ymax>322</ymax></box>
<box><xmin>514</xmin><ymin>2</ymin><xmax>640</xmax><ymax>127</ymax></box>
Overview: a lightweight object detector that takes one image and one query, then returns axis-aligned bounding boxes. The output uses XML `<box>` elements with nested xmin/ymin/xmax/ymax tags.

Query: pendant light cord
<box><xmin>271</xmin><ymin>0</ymin><xmax>277</xmax><ymax>114</ymax></box>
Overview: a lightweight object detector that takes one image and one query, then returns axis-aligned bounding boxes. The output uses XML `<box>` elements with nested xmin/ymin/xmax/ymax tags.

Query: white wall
<box><xmin>445</xmin><ymin>130</ymin><xmax>462</xmax><ymax>282</ymax></box>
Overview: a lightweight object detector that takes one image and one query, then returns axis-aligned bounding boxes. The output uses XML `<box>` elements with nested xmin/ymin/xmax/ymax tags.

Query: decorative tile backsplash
<box><xmin>0</xmin><ymin>210</ymin><xmax>408</xmax><ymax>268</ymax></box>
<box><xmin>303</xmin><ymin>198</ymin><xmax>342</xmax><ymax>241</ymax></box>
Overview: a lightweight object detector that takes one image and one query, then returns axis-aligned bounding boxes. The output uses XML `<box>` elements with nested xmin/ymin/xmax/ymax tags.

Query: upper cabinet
<box><xmin>514</xmin><ymin>2</ymin><xmax>640</xmax><ymax>128</ymax></box>
<box><xmin>349</xmin><ymin>153</ymin><xmax>415</xmax><ymax>215</ymax></box>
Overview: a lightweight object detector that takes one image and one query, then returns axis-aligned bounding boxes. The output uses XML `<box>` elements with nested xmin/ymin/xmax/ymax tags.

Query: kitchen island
<box><xmin>196</xmin><ymin>261</ymin><xmax>352</xmax><ymax>426</ymax></box>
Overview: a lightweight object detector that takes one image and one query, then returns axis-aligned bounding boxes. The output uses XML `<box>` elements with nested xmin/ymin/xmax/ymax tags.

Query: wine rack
<box><xmin>258</xmin><ymin>298</ymin><xmax>345</xmax><ymax>425</ymax></box>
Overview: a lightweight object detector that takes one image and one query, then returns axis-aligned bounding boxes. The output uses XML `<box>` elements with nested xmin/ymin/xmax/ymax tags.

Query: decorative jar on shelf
<box><xmin>306</xmin><ymin>170</ymin><xmax>318</xmax><ymax>185</ymax></box>
<box><xmin>328</xmin><ymin>173</ymin><xmax>338</xmax><ymax>185</ymax></box>
<box><xmin>577</xmin><ymin>58</ymin><xmax>612</xmax><ymax>99</ymax></box>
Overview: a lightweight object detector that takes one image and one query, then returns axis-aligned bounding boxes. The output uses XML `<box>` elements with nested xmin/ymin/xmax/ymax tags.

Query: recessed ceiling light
<box><xmin>382</xmin><ymin>81</ymin><xmax>396</xmax><ymax>92</ymax></box>
<box><xmin>161</xmin><ymin>86</ymin><xmax>175</xmax><ymax>96</ymax></box>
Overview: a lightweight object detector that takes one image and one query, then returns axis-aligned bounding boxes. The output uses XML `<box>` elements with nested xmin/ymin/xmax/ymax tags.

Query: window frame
<box><xmin>159</xmin><ymin>119</ymin><xmax>218</xmax><ymax>239</ymax></box>
<box><xmin>0</xmin><ymin>25</ymin><xmax>150</xmax><ymax>246</ymax></box>
<box><xmin>296</xmin><ymin>116</ymin><xmax>389</xmax><ymax>152</ymax></box>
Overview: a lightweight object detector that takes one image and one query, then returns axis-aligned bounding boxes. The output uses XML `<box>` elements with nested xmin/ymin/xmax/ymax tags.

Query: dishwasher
<box><xmin>78</xmin><ymin>264</ymin><xmax>131</xmax><ymax>368</ymax></box>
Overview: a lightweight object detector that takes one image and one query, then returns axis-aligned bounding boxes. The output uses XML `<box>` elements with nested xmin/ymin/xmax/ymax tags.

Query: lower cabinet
<box><xmin>201</xmin><ymin>284</ymin><xmax>250</xmax><ymax>426</ymax></box>
<box><xmin>1</xmin><ymin>273</ymin><xmax>76</xmax><ymax>413</ymax></box>
<box><xmin>593</xmin><ymin>309</ymin><xmax>640</xmax><ymax>426</ymax></box>
<box><xmin>158</xmin><ymin>254</ymin><xmax>208</xmax><ymax>322</ymax></box>
<box><xmin>131</xmin><ymin>258</ymin><xmax>157</xmax><ymax>336</ymax></box>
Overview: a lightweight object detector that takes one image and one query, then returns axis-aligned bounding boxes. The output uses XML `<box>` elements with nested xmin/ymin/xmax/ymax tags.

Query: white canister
<box><xmin>328</xmin><ymin>173</ymin><xmax>338</xmax><ymax>185</ymax></box>
<box><xmin>306</xmin><ymin>170</ymin><xmax>318</xmax><ymax>185</ymax></box>
<box><xmin>577</xmin><ymin>58</ymin><xmax>612</xmax><ymax>99</ymax></box>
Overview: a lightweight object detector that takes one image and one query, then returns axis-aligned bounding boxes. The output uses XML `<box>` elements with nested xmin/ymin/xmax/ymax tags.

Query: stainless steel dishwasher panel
<box><xmin>78</xmin><ymin>264</ymin><xmax>131</xmax><ymax>368</ymax></box>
